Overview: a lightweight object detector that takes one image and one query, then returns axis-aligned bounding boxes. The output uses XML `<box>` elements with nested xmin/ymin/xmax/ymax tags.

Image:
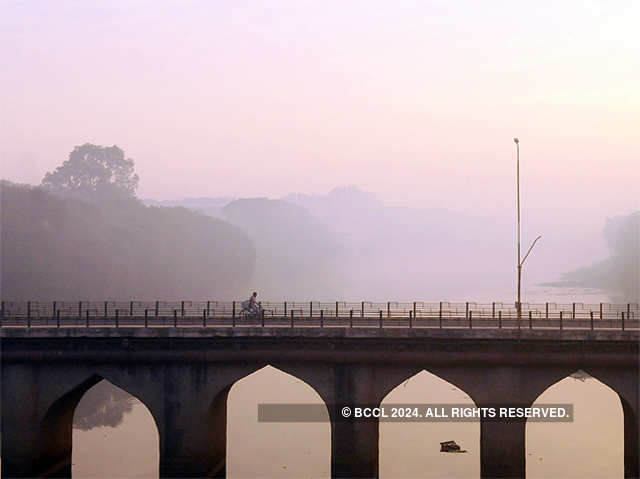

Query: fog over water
<box><xmin>146</xmin><ymin>187</ymin><xmax>637</xmax><ymax>304</ymax></box>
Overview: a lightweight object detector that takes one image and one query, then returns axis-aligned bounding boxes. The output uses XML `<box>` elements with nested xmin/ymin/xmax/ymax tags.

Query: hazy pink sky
<box><xmin>2</xmin><ymin>0</ymin><xmax>638</xmax><ymax>220</ymax></box>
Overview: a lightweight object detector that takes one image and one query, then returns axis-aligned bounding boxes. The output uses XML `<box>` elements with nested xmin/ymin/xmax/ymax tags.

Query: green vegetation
<box><xmin>1</xmin><ymin>143</ymin><xmax>256</xmax><ymax>300</ymax></box>
<box><xmin>42</xmin><ymin>143</ymin><xmax>139</xmax><ymax>201</ymax></box>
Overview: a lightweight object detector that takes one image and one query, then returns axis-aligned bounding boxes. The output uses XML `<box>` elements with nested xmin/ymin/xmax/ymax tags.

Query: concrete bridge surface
<box><xmin>1</xmin><ymin>327</ymin><xmax>638</xmax><ymax>478</ymax></box>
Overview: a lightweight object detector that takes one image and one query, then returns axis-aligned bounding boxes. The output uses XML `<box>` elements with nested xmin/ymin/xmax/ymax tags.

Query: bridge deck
<box><xmin>1</xmin><ymin>325</ymin><xmax>638</xmax><ymax>340</ymax></box>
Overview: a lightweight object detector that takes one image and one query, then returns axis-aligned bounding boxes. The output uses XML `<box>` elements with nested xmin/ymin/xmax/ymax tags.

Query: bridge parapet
<box><xmin>1</xmin><ymin>300</ymin><xmax>638</xmax><ymax>331</ymax></box>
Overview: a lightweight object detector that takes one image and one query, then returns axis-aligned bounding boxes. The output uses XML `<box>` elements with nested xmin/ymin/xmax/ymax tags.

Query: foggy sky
<box><xmin>2</xmin><ymin>1</ymin><xmax>638</xmax><ymax>285</ymax></box>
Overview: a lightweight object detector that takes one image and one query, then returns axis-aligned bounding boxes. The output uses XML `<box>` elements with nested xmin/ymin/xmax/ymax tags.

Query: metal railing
<box><xmin>0</xmin><ymin>300</ymin><xmax>637</xmax><ymax>330</ymax></box>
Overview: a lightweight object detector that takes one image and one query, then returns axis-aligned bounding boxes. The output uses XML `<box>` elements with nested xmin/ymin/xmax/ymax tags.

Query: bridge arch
<box><xmin>379</xmin><ymin>369</ymin><xmax>480</xmax><ymax>478</ymax></box>
<box><xmin>72</xmin><ymin>378</ymin><xmax>160</xmax><ymax>477</ymax></box>
<box><xmin>526</xmin><ymin>369</ymin><xmax>624</xmax><ymax>478</ymax></box>
<box><xmin>40</xmin><ymin>373</ymin><xmax>160</xmax><ymax>477</ymax></box>
<box><xmin>226</xmin><ymin>364</ymin><xmax>331</xmax><ymax>478</ymax></box>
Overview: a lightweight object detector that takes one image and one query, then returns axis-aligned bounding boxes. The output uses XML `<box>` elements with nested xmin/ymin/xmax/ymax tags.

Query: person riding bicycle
<box><xmin>241</xmin><ymin>292</ymin><xmax>259</xmax><ymax>316</ymax></box>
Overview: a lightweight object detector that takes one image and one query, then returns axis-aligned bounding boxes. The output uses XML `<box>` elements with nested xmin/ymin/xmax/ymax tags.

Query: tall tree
<box><xmin>42</xmin><ymin>144</ymin><xmax>139</xmax><ymax>199</ymax></box>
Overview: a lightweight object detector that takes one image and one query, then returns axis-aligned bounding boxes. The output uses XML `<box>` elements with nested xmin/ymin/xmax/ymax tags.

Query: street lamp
<box><xmin>514</xmin><ymin>137</ymin><xmax>542</xmax><ymax>326</ymax></box>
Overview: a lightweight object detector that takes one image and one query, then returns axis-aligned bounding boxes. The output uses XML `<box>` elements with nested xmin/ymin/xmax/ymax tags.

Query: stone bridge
<box><xmin>1</xmin><ymin>327</ymin><xmax>638</xmax><ymax>478</ymax></box>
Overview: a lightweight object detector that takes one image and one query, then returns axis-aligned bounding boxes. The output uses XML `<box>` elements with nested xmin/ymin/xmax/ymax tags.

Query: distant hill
<box><xmin>139</xmin><ymin>186</ymin><xmax>615</xmax><ymax>301</ymax></box>
<box><xmin>139</xmin><ymin>187</ymin><xmax>516</xmax><ymax>299</ymax></box>
<box><xmin>143</xmin><ymin>197</ymin><xmax>234</xmax><ymax>219</ymax></box>
<box><xmin>222</xmin><ymin>198</ymin><xmax>346</xmax><ymax>299</ymax></box>
<box><xmin>284</xmin><ymin>186</ymin><xmax>513</xmax><ymax>299</ymax></box>
<box><xmin>1</xmin><ymin>181</ymin><xmax>255</xmax><ymax>300</ymax></box>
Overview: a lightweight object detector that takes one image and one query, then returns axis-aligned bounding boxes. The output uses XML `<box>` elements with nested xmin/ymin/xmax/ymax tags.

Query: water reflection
<box><xmin>72</xmin><ymin>381</ymin><xmax>159</xmax><ymax>478</ymax></box>
<box><xmin>73</xmin><ymin>380</ymin><xmax>135</xmax><ymax>430</ymax></box>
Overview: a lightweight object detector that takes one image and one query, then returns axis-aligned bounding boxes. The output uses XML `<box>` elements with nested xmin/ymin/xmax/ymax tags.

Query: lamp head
<box><xmin>513</xmin><ymin>137</ymin><xmax>519</xmax><ymax>144</ymax></box>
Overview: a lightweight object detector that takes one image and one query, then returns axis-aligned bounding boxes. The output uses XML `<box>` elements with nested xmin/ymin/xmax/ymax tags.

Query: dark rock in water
<box><xmin>440</xmin><ymin>440</ymin><xmax>467</xmax><ymax>453</ymax></box>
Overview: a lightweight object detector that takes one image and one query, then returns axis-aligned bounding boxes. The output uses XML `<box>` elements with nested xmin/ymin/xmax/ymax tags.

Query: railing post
<box><xmin>145</xmin><ymin>309</ymin><xmax>149</xmax><ymax>328</ymax></box>
<box><xmin>181</xmin><ymin>301</ymin><xmax>185</xmax><ymax>317</ymax></box>
<box><xmin>56</xmin><ymin>309</ymin><xmax>60</xmax><ymax>328</ymax></box>
<box><xmin>529</xmin><ymin>311</ymin><xmax>532</xmax><ymax>329</ymax></box>
<box><xmin>465</xmin><ymin>302</ymin><xmax>469</xmax><ymax>319</ymax></box>
<box><xmin>572</xmin><ymin>302</ymin><xmax>576</xmax><ymax>319</ymax></box>
<box><xmin>232</xmin><ymin>301</ymin><xmax>236</xmax><ymax>319</ymax></box>
<box><xmin>320</xmin><ymin>309</ymin><xmax>324</xmax><ymax>328</ymax></box>
<box><xmin>310</xmin><ymin>301</ymin><xmax>313</xmax><ymax>318</ymax></box>
<box><xmin>291</xmin><ymin>310</ymin><xmax>294</xmax><ymax>328</ymax></box>
<box><xmin>284</xmin><ymin>301</ymin><xmax>287</xmax><ymax>318</ymax></box>
<box><xmin>409</xmin><ymin>310</ymin><xmax>413</xmax><ymax>329</ymax></box>
<box><xmin>590</xmin><ymin>311</ymin><xmax>594</xmax><ymax>330</ymax></box>
<box><xmin>622</xmin><ymin>312</ymin><xmax>625</xmax><ymax>331</ymax></box>
<box><xmin>155</xmin><ymin>300</ymin><xmax>159</xmax><ymax>318</ymax></box>
<box><xmin>469</xmin><ymin>310</ymin><xmax>472</xmax><ymax>329</ymax></box>
<box><xmin>104</xmin><ymin>301</ymin><xmax>108</xmax><ymax>320</ymax></box>
<box><xmin>439</xmin><ymin>301</ymin><xmax>443</xmax><ymax>322</ymax></box>
<box><xmin>202</xmin><ymin>309</ymin><xmax>206</xmax><ymax>327</ymax></box>
<box><xmin>86</xmin><ymin>309</ymin><xmax>90</xmax><ymax>328</ymax></box>
<box><xmin>492</xmin><ymin>302</ymin><xmax>495</xmax><ymax>319</ymax></box>
<box><xmin>173</xmin><ymin>309</ymin><xmax>178</xmax><ymax>327</ymax></box>
<box><xmin>413</xmin><ymin>301</ymin><xmax>417</xmax><ymax>319</ymax></box>
<box><xmin>361</xmin><ymin>301</ymin><xmax>364</xmax><ymax>318</ymax></box>
<box><xmin>129</xmin><ymin>301</ymin><xmax>133</xmax><ymax>317</ymax></box>
<box><xmin>498</xmin><ymin>310</ymin><xmax>502</xmax><ymax>329</ymax></box>
<box><xmin>27</xmin><ymin>301</ymin><xmax>31</xmax><ymax>325</ymax></box>
<box><xmin>78</xmin><ymin>301</ymin><xmax>82</xmax><ymax>318</ymax></box>
<box><xmin>559</xmin><ymin>311</ymin><xmax>563</xmax><ymax>330</ymax></box>
<box><xmin>600</xmin><ymin>302</ymin><xmax>603</xmax><ymax>320</ymax></box>
<box><xmin>387</xmin><ymin>301</ymin><xmax>391</xmax><ymax>318</ymax></box>
<box><xmin>261</xmin><ymin>308</ymin><xmax>265</xmax><ymax>327</ymax></box>
<box><xmin>115</xmin><ymin>309</ymin><xmax>119</xmax><ymax>328</ymax></box>
<box><xmin>545</xmin><ymin>302</ymin><xmax>549</xmax><ymax>320</ymax></box>
<box><xmin>53</xmin><ymin>301</ymin><xmax>57</xmax><ymax>321</ymax></box>
<box><xmin>207</xmin><ymin>301</ymin><xmax>210</xmax><ymax>317</ymax></box>
<box><xmin>628</xmin><ymin>303</ymin><xmax>631</xmax><ymax>320</ymax></box>
<box><xmin>349</xmin><ymin>309</ymin><xmax>353</xmax><ymax>328</ymax></box>
<box><xmin>336</xmin><ymin>301</ymin><xmax>339</xmax><ymax>319</ymax></box>
<box><xmin>379</xmin><ymin>310</ymin><xmax>383</xmax><ymax>329</ymax></box>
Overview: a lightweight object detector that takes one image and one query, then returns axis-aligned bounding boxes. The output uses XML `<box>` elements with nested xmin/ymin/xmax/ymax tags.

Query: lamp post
<box><xmin>514</xmin><ymin>137</ymin><xmax>542</xmax><ymax>327</ymax></box>
<box><xmin>515</xmin><ymin>138</ymin><xmax>521</xmax><ymax>322</ymax></box>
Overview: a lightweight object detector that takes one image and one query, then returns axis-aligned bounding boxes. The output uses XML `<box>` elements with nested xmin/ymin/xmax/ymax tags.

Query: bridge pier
<box><xmin>137</xmin><ymin>363</ymin><xmax>262</xmax><ymax>478</ymax></box>
<box><xmin>156</xmin><ymin>388</ymin><xmax>228</xmax><ymax>478</ymax></box>
<box><xmin>621</xmin><ymin>396</ymin><xmax>639</xmax><ymax>479</ymax></box>
<box><xmin>0</xmin><ymin>366</ymin><xmax>103</xmax><ymax>477</ymax></box>
<box><xmin>429</xmin><ymin>364</ymin><xmax>574</xmax><ymax>479</ymax></box>
<box><xmin>479</xmin><ymin>414</ymin><xmax>527</xmax><ymax>478</ymax></box>
<box><xmin>585</xmin><ymin>366</ymin><xmax>639</xmax><ymax>479</ymax></box>
<box><xmin>277</xmin><ymin>362</ymin><xmax>421</xmax><ymax>479</ymax></box>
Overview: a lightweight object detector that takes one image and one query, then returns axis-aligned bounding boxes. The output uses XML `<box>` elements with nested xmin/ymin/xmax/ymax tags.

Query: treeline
<box><xmin>558</xmin><ymin>212</ymin><xmax>639</xmax><ymax>303</ymax></box>
<box><xmin>1</xmin><ymin>181</ymin><xmax>255</xmax><ymax>300</ymax></box>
